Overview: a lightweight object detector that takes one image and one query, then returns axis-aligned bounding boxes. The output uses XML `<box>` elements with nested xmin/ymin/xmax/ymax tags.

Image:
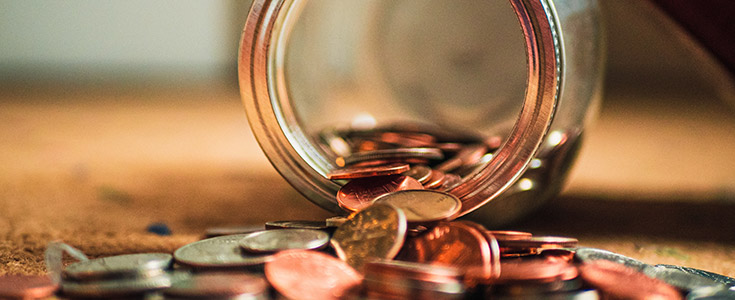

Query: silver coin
<box><xmin>574</xmin><ymin>248</ymin><xmax>652</xmax><ymax>272</ymax></box>
<box><xmin>326</xmin><ymin>216</ymin><xmax>349</xmax><ymax>228</ymax></box>
<box><xmin>63</xmin><ymin>253</ymin><xmax>172</xmax><ymax>281</ymax></box>
<box><xmin>644</xmin><ymin>265</ymin><xmax>727</xmax><ymax>292</ymax></box>
<box><xmin>402</xmin><ymin>165</ymin><xmax>433</xmax><ymax>184</ymax></box>
<box><xmin>493</xmin><ymin>289</ymin><xmax>600</xmax><ymax>300</ymax></box>
<box><xmin>204</xmin><ymin>225</ymin><xmax>264</xmax><ymax>238</ymax></box>
<box><xmin>239</xmin><ymin>229</ymin><xmax>329</xmax><ymax>253</ymax></box>
<box><xmin>687</xmin><ymin>286</ymin><xmax>735</xmax><ymax>300</ymax></box>
<box><xmin>173</xmin><ymin>235</ymin><xmax>274</xmax><ymax>269</ymax></box>
<box><xmin>343</xmin><ymin>148</ymin><xmax>443</xmax><ymax>165</ymax></box>
<box><xmin>265</xmin><ymin>220</ymin><xmax>328</xmax><ymax>231</ymax></box>
<box><xmin>655</xmin><ymin>264</ymin><xmax>735</xmax><ymax>287</ymax></box>
<box><xmin>61</xmin><ymin>273</ymin><xmax>171</xmax><ymax>297</ymax></box>
<box><xmin>164</xmin><ymin>271</ymin><xmax>269</xmax><ymax>299</ymax></box>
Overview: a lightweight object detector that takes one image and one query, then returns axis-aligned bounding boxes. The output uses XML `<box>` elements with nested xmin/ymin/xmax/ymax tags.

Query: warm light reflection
<box><xmin>518</xmin><ymin>178</ymin><xmax>534</xmax><ymax>191</ymax></box>
<box><xmin>351</xmin><ymin>113</ymin><xmax>377</xmax><ymax>130</ymax></box>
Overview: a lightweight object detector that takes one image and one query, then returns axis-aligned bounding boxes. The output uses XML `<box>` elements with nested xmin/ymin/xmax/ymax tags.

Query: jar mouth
<box><xmin>240</xmin><ymin>0</ymin><xmax>563</xmax><ymax>217</ymax></box>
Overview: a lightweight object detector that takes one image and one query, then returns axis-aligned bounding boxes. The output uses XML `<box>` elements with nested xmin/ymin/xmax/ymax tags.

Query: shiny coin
<box><xmin>164</xmin><ymin>272</ymin><xmax>268</xmax><ymax>299</ymax></box>
<box><xmin>336</xmin><ymin>175</ymin><xmax>423</xmax><ymax>212</ymax></box>
<box><xmin>398</xmin><ymin>221</ymin><xmax>500</xmax><ymax>281</ymax></box>
<box><xmin>373</xmin><ymin>190</ymin><xmax>461</xmax><ymax>223</ymax></box>
<box><xmin>487</xmin><ymin>230</ymin><xmax>533</xmax><ymax>240</ymax></box>
<box><xmin>331</xmin><ymin>203</ymin><xmax>407</xmax><ymax>271</ymax></box>
<box><xmin>239</xmin><ymin>229</ymin><xmax>329</xmax><ymax>253</ymax></box>
<box><xmin>435</xmin><ymin>144</ymin><xmax>487</xmax><ymax>172</ymax></box>
<box><xmin>363</xmin><ymin>260</ymin><xmax>465</xmax><ymax>299</ymax></box>
<box><xmin>327</xmin><ymin>163</ymin><xmax>410</xmax><ymax>180</ymax></box>
<box><xmin>0</xmin><ymin>275</ymin><xmax>58</xmax><ymax>299</ymax></box>
<box><xmin>265</xmin><ymin>250</ymin><xmax>363</xmax><ymax>300</ymax></box>
<box><xmin>173</xmin><ymin>234</ymin><xmax>274</xmax><ymax>269</ymax></box>
<box><xmin>654</xmin><ymin>264</ymin><xmax>735</xmax><ymax>287</ymax></box>
<box><xmin>341</xmin><ymin>147</ymin><xmax>443</xmax><ymax>166</ymax></box>
<box><xmin>63</xmin><ymin>253</ymin><xmax>172</xmax><ymax>281</ymax></box>
<box><xmin>644</xmin><ymin>265</ymin><xmax>726</xmax><ymax>293</ymax></box>
<box><xmin>265</xmin><ymin>220</ymin><xmax>329</xmax><ymax>231</ymax></box>
<box><xmin>401</xmin><ymin>164</ymin><xmax>433</xmax><ymax>184</ymax></box>
<box><xmin>204</xmin><ymin>225</ymin><xmax>264</xmax><ymax>238</ymax></box>
<box><xmin>423</xmin><ymin>170</ymin><xmax>446</xmax><ymax>189</ymax></box>
<box><xmin>61</xmin><ymin>273</ymin><xmax>171</xmax><ymax>297</ymax></box>
<box><xmin>439</xmin><ymin>173</ymin><xmax>463</xmax><ymax>191</ymax></box>
<box><xmin>578</xmin><ymin>260</ymin><xmax>681</xmax><ymax>300</ymax></box>
<box><xmin>574</xmin><ymin>247</ymin><xmax>651</xmax><ymax>273</ymax></box>
<box><xmin>688</xmin><ymin>286</ymin><xmax>735</xmax><ymax>300</ymax></box>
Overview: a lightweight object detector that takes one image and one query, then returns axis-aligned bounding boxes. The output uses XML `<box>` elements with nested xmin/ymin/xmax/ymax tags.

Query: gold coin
<box><xmin>373</xmin><ymin>190</ymin><xmax>461</xmax><ymax>223</ymax></box>
<box><xmin>330</xmin><ymin>204</ymin><xmax>407</xmax><ymax>271</ymax></box>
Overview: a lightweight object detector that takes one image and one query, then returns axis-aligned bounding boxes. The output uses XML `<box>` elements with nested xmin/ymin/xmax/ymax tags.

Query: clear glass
<box><xmin>240</xmin><ymin>0</ymin><xmax>604</xmax><ymax>226</ymax></box>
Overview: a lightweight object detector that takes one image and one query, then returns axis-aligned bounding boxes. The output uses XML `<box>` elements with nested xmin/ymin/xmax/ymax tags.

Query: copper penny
<box><xmin>373</xmin><ymin>190</ymin><xmax>462</xmax><ymax>224</ymax></box>
<box><xmin>342</xmin><ymin>148</ymin><xmax>443</xmax><ymax>166</ymax></box>
<box><xmin>265</xmin><ymin>250</ymin><xmax>363</xmax><ymax>300</ymax></box>
<box><xmin>496</xmin><ymin>259</ymin><xmax>578</xmax><ymax>283</ymax></box>
<box><xmin>363</xmin><ymin>260</ymin><xmax>465</xmax><ymax>299</ymax></box>
<box><xmin>439</xmin><ymin>173</ymin><xmax>463</xmax><ymax>191</ymax></box>
<box><xmin>398</xmin><ymin>221</ymin><xmax>500</xmax><ymax>281</ymax></box>
<box><xmin>346</xmin><ymin>158</ymin><xmax>430</xmax><ymax>168</ymax></box>
<box><xmin>331</xmin><ymin>203</ymin><xmax>407</xmax><ymax>271</ymax></box>
<box><xmin>0</xmin><ymin>275</ymin><xmax>58</xmax><ymax>299</ymax></box>
<box><xmin>498</xmin><ymin>236</ymin><xmax>578</xmax><ymax>253</ymax></box>
<box><xmin>327</xmin><ymin>163</ymin><xmax>410</xmax><ymax>180</ymax></box>
<box><xmin>579</xmin><ymin>260</ymin><xmax>682</xmax><ymax>300</ymax></box>
<box><xmin>487</xmin><ymin>230</ymin><xmax>533</xmax><ymax>241</ymax></box>
<box><xmin>435</xmin><ymin>144</ymin><xmax>487</xmax><ymax>172</ymax></box>
<box><xmin>164</xmin><ymin>272</ymin><xmax>268</xmax><ymax>298</ymax></box>
<box><xmin>402</xmin><ymin>164</ymin><xmax>433</xmax><ymax>184</ymax></box>
<box><xmin>336</xmin><ymin>175</ymin><xmax>423</xmax><ymax>212</ymax></box>
<box><xmin>423</xmin><ymin>170</ymin><xmax>446</xmax><ymax>189</ymax></box>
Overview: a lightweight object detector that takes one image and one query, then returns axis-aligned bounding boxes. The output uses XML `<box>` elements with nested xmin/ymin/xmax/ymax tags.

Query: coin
<box><xmin>643</xmin><ymin>265</ymin><xmax>725</xmax><ymax>293</ymax></box>
<box><xmin>341</xmin><ymin>148</ymin><xmax>443</xmax><ymax>166</ymax></box>
<box><xmin>63</xmin><ymin>253</ymin><xmax>172</xmax><ymax>281</ymax></box>
<box><xmin>688</xmin><ymin>286</ymin><xmax>735</xmax><ymax>300</ymax></box>
<box><xmin>498</xmin><ymin>236</ymin><xmax>578</xmax><ymax>254</ymax></box>
<box><xmin>61</xmin><ymin>274</ymin><xmax>171</xmax><ymax>297</ymax></box>
<box><xmin>204</xmin><ymin>225</ymin><xmax>264</xmax><ymax>238</ymax></box>
<box><xmin>401</xmin><ymin>164</ymin><xmax>433</xmax><ymax>184</ymax></box>
<box><xmin>439</xmin><ymin>173</ymin><xmax>463</xmax><ymax>191</ymax></box>
<box><xmin>487</xmin><ymin>230</ymin><xmax>533</xmax><ymax>241</ymax></box>
<box><xmin>326</xmin><ymin>216</ymin><xmax>349</xmax><ymax>227</ymax></box>
<box><xmin>373</xmin><ymin>190</ymin><xmax>462</xmax><ymax>223</ymax></box>
<box><xmin>327</xmin><ymin>163</ymin><xmax>411</xmax><ymax>180</ymax></box>
<box><xmin>363</xmin><ymin>260</ymin><xmax>465</xmax><ymax>299</ymax></box>
<box><xmin>265</xmin><ymin>250</ymin><xmax>363</xmax><ymax>300</ymax></box>
<box><xmin>331</xmin><ymin>203</ymin><xmax>407</xmax><ymax>271</ymax></box>
<box><xmin>398</xmin><ymin>221</ymin><xmax>500</xmax><ymax>281</ymax></box>
<box><xmin>423</xmin><ymin>170</ymin><xmax>446</xmax><ymax>189</ymax></box>
<box><xmin>654</xmin><ymin>264</ymin><xmax>735</xmax><ymax>287</ymax></box>
<box><xmin>239</xmin><ymin>229</ymin><xmax>330</xmax><ymax>253</ymax></box>
<box><xmin>265</xmin><ymin>220</ymin><xmax>329</xmax><ymax>231</ymax></box>
<box><xmin>496</xmin><ymin>259</ymin><xmax>578</xmax><ymax>283</ymax></box>
<box><xmin>578</xmin><ymin>260</ymin><xmax>681</xmax><ymax>300</ymax></box>
<box><xmin>574</xmin><ymin>247</ymin><xmax>651</xmax><ymax>273</ymax></box>
<box><xmin>173</xmin><ymin>234</ymin><xmax>274</xmax><ymax>269</ymax></box>
<box><xmin>0</xmin><ymin>275</ymin><xmax>57</xmax><ymax>299</ymax></box>
<box><xmin>336</xmin><ymin>175</ymin><xmax>423</xmax><ymax>212</ymax></box>
<box><xmin>164</xmin><ymin>272</ymin><xmax>268</xmax><ymax>298</ymax></box>
<box><xmin>435</xmin><ymin>144</ymin><xmax>487</xmax><ymax>172</ymax></box>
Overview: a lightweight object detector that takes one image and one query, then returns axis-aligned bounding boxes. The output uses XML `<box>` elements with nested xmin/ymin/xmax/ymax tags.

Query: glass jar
<box><xmin>239</xmin><ymin>0</ymin><xmax>604</xmax><ymax>226</ymax></box>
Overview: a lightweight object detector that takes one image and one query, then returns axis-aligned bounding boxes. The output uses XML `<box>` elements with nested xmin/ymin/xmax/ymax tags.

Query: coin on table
<box><xmin>204</xmin><ymin>225</ymin><xmax>264</xmax><ymax>238</ymax></box>
<box><xmin>63</xmin><ymin>253</ymin><xmax>172</xmax><ymax>281</ymax></box>
<box><xmin>363</xmin><ymin>259</ymin><xmax>465</xmax><ymax>299</ymax></box>
<box><xmin>373</xmin><ymin>190</ymin><xmax>461</xmax><ymax>223</ymax></box>
<box><xmin>331</xmin><ymin>203</ymin><xmax>407</xmax><ymax>271</ymax></box>
<box><xmin>439</xmin><ymin>173</ymin><xmax>462</xmax><ymax>191</ymax></box>
<box><xmin>487</xmin><ymin>230</ymin><xmax>533</xmax><ymax>241</ymax></box>
<box><xmin>688</xmin><ymin>286</ymin><xmax>735</xmax><ymax>300</ymax></box>
<box><xmin>265</xmin><ymin>250</ymin><xmax>363</xmax><ymax>300</ymax></box>
<box><xmin>164</xmin><ymin>271</ymin><xmax>269</xmax><ymax>299</ymax></box>
<box><xmin>336</xmin><ymin>175</ymin><xmax>423</xmax><ymax>212</ymax></box>
<box><xmin>0</xmin><ymin>275</ymin><xmax>58</xmax><ymax>299</ymax></box>
<box><xmin>327</xmin><ymin>163</ymin><xmax>410</xmax><ymax>180</ymax></box>
<box><xmin>498</xmin><ymin>236</ymin><xmax>578</xmax><ymax>255</ymax></box>
<box><xmin>398</xmin><ymin>221</ymin><xmax>500</xmax><ymax>281</ymax></box>
<box><xmin>401</xmin><ymin>164</ymin><xmax>433</xmax><ymax>184</ymax></box>
<box><xmin>654</xmin><ymin>264</ymin><xmax>735</xmax><ymax>288</ymax></box>
<box><xmin>326</xmin><ymin>216</ymin><xmax>350</xmax><ymax>228</ymax></box>
<box><xmin>574</xmin><ymin>248</ymin><xmax>651</xmax><ymax>273</ymax></box>
<box><xmin>423</xmin><ymin>170</ymin><xmax>446</xmax><ymax>189</ymax></box>
<box><xmin>61</xmin><ymin>274</ymin><xmax>171</xmax><ymax>298</ymax></box>
<box><xmin>173</xmin><ymin>234</ymin><xmax>274</xmax><ymax>269</ymax></box>
<box><xmin>239</xmin><ymin>229</ymin><xmax>330</xmax><ymax>253</ymax></box>
<box><xmin>341</xmin><ymin>147</ymin><xmax>443</xmax><ymax>166</ymax></box>
<box><xmin>578</xmin><ymin>260</ymin><xmax>681</xmax><ymax>300</ymax></box>
<box><xmin>643</xmin><ymin>265</ymin><xmax>726</xmax><ymax>293</ymax></box>
<box><xmin>265</xmin><ymin>220</ymin><xmax>329</xmax><ymax>231</ymax></box>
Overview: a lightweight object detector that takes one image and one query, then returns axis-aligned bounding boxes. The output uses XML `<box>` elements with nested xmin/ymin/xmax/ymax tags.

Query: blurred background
<box><xmin>0</xmin><ymin>0</ymin><xmax>734</xmax><ymax>275</ymax></box>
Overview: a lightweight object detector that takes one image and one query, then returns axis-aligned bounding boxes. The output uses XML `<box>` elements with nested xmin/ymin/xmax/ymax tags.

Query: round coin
<box><xmin>165</xmin><ymin>272</ymin><xmax>268</xmax><ymax>298</ymax></box>
<box><xmin>423</xmin><ymin>170</ymin><xmax>446</xmax><ymax>189</ymax></box>
<box><xmin>401</xmin><ymin>165</ymin><xmax>433</xmax><ymax>184</ymax></box>
<box><xmin>239</xmin><ymin>229</ymin><xmax>329</xmax><ymax>253</ymax></box>
<box><xmin>487</xmin><ymin>230</ymin><xmax>533</xmax><ymax>241</ymax></box>
<box><xmin>173</xmin><ymin>234</ymin><xmax>274</xmax><ymax>269</ymax></box>
<box><xmin>61</xmin><ymin>274</ymin><xmax>171</xmax><ymax>297</ymax></box>
<box><xmin>578</xmin><ymin>260</ymin><xmax>681</xmax><ymax>300</ymax></box>
<box><xmin>204</xmin><ymin>225</ymin><xmax>264</xmax><ymax>238</ymax></box>
<box><xmin>265</xmin><ymin>220</ymin><xmax>329</xmax><ymax>231</ymax></box>
<box><xmin>326</xmin><ymin>216</ymin><xmax>349</xmax><ymax>228</ymax></box>
<box><xmin>373</xmin><ymin>190</ymin><xmax>461</xmax><ymax>223</ymax></box>
<box><xmin>331</xmin><ymin>203</ymin><xmax>407</xmax><ymax>271</ymax></box>
<box><xmin>342</xmin><ymin>147</ymin><xmax>443</xmax><ymax>165</ymax></box>
<box><xmin>336</xmin><ymin>175</ymin><xmax>424</xmax><ymax>212</ymax></box>
<box><xmin>265</xmin><ymin>250</ymin><xmax>363</xmax><ymax>300</ymax></box>
<box><xmin>0</xmin><ymin>275</ymin><xmax>57</xmax><ymax>299</ymax></box>
<box><xmin>63</xmin><ymin>253</ymin><xmax>172</xmax><ymax>281</ymax></box>
<box><xmin>498</xmin><ymin>236</ymin><xmax>578</xmax><ymax>251</ymax></box>
<box><xmin>327</xmin><ymin>163</ymin><xmax>410</xmax><ymax>180</ymax></box>
<box><xmin>574</xmin><ymin>247</ymin><xmax>651</xmax><ymax>273</ymax></box>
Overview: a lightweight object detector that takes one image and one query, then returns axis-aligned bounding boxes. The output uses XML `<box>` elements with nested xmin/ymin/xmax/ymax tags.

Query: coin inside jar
<box><xmin>331</xmin><ymin>203</ymin><xmax>407</xmax><ymax>271</ymax></box>
<box><xmin>265</xmin><ymin>250</ymin><xmax>363</xmax><ymax>300</ymax></box>
<box><xmin>336</xmin><ymin>175</ymin><xmax>423</xmax><ymax>212</ymax></box>
<box><xmin>341</xmin><ymin>147</ymin><xmax>443</xmax><ymax>166</ymax></box>
<box><xmin>401</xmin><ymin>164</ymin><xmax>433</xmax><ymax>184</ymax></box>
<box><xmin>239</xmin><ymin>229</ymin><xmax>330</xmax><ymax>253</ymax></box>
<box><xmin>373</xmin><ymin>190</ymin><xmax>461</xmax><ymax>224</ymax></box>
<box><xmin>327</xmin><ymin>163</ymin><xmax>411</xmax><ymax>180</ymax></box>
<box><xmin>63</xmin><ymin>253</ymin><xmax>172</xmax><ymax>281</ymax></box>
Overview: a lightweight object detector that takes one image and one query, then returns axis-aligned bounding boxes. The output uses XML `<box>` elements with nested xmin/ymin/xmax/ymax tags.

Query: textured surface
<box><xmin>0</xmin><ymin>83</ymin><xmax>734</xmax><ymax>277</ymax></box>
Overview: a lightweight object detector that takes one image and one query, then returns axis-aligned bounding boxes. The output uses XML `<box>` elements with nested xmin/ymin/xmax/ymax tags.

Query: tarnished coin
<box><xmin>574</xmin><ymin>247</ymin><xmax>651</xmax><ymax>273</ymax></box>
<box><xmin>0</xmin><ymin>275</ymin><xmax>58</xmax><ymax>299</ymax></box>
<box><xmin>265</xmin><ymin>250</ymin><xmax>363</xmax><ymax>300</ymax></box>
<box><xmin>398</xmin><ymin>221</ymin><xmax>500</xmax><ymax>281</ymax></box>
<box><xmin>165</xmin><ymin>272</ymin><xmax>268</xmax><ymax>299</ymax></box>
<box><xmin>61</xmin><ymin>274</ymin><xmax>171</xmax><ymax>297</ymax></box>
<box><xmin>204</xmin><ymin>225</ymin><xmax>264</xmax><ymax>238</ymax></box>
<box><xmin>239</xmin><ymin>229</ymin><xmax>330</xmax><ymax>253</ymax></box>
<box><xmin>654</xmin><ymin>264</ymin><xmax>735</xmax><ymax>287</ymax></box>
<box><xmin>265</xmin><ymin>220</ymin><xmax>329</xmax><ymax>231</ymax></box>
<box><xmin>578</xmin><ymin>260</ymin><xmax>681</xmax><ymax>300</ymax></box>
<box><xmin>402</xmin><ymin>164</ymin><xmax>433</xmax><ymax>184</ymax></box>
<box><xmin>63</xmin><ymin>253</ymin><xmax>172</xmax><ymax>281</ymax></box>
<box><xmin>373</xmin><ymin>190</ymin><xmax>462</xmax><ymax>223</ymax></box>
<box><xmin>327</xmin><ymin>163</ymin><xmax>411</xmax><ymax>180</ymax></box>
<box><xmin>336</xmin><ymin>175</ymin><xmax>423</xmax><ymax>212</ymax></box>
<box><xmin>341</xmin><ymin>147</ymin><xmax>443</xmax><ymax>166</ymax></box>
<box><xmin>331</xmin><ymin>203</ymin><xmax>407</xmax><ymax>271</ymax></box>
<box><xmin>644</xmin><ymin>265</ymin><xmax>726</xmax><ymax>293</ymax></box>
<box><xmin>173</xmin><ymin>235</ymin><xmax>274</xmax><ymax>269</ymax></box>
